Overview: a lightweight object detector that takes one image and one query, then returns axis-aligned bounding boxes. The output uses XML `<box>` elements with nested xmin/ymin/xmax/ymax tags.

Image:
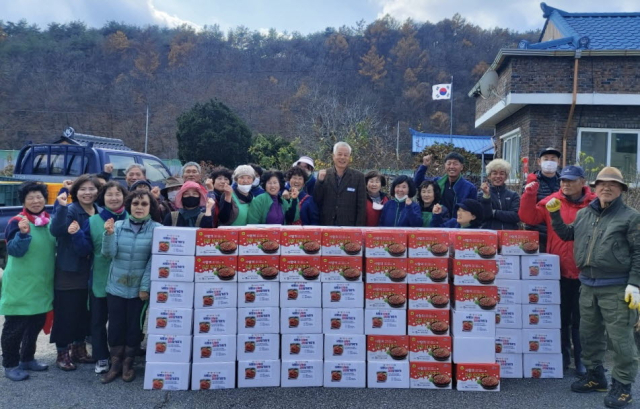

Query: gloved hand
<box><xmin>525</xmin><ymin>181</ymin><xmax>539</xmax><ymax>193</ymax></box>
<box><xmin>545</xmin><ymin>198</ymin><xmax>561</xmax><ymax>212</ymax></box>
<box><xmin>526</xmin><ymin>173</ymin><xmax>538</xmax><ymax>184</ymax></box>
<box><xmin>625</xmin><ymin>285</ymin><xmax>640</xmax><ymax>310</ymax></box>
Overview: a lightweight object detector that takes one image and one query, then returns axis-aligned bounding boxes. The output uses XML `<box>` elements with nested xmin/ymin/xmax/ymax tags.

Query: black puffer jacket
<box><xmin>478</xmin><ymin>184</ymin><xmax>520</xmax><ymax>230</ymax></box>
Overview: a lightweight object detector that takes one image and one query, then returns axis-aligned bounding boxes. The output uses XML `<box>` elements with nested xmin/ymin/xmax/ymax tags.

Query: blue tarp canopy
<box><xmin>410</xmin><ymin>129</ymin><xmax>494</xmax><ymax>154</ymax></box>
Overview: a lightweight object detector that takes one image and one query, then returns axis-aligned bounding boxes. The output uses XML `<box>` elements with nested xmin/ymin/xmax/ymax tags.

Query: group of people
<box><xmin>0</xmin><ymin>141</ymin><xmax>638</xmax><ymax>408</ymax></box>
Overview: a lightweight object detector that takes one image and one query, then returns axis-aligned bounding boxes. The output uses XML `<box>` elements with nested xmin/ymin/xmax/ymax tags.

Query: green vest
<box><xmin>89</xmin><ymin>215</ymin><xmax>112</xmax><ymax>298</ymax></box>
<box><xmin>421</xmin><ymin>211</ymin><xmax>433</xmax><ymax>228</ymax></box>
<box><xmin>231</xmin><ymin>192</ymin><xmax>249</xmax><ymax>226</ymax></box>
<box><xmin>0</xmin><ymin>222</ymin><xmax>55</xmax><ymax>316</ymax></box>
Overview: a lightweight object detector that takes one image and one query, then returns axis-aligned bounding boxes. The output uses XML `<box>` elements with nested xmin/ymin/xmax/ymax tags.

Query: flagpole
<box><xmin>449</xmin><ymin>75</ymin><xmax>453</xmax><ymax>143</ymax></box>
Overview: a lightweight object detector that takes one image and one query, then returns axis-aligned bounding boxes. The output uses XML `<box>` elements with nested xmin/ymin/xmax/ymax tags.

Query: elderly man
<box><xmin>180</xmin><ymin>162</ymin><xmax>202</xmax><ymax>183</ymax></box>
<box><xmin>125</xmin><ymin>164</ymin><xmax>146</xmax><ymax>188</ymax></box>
<box><xmin>548</xmin><ymin>167</ymin><xmax>640</xmax><ymax>408</ymax></box>
<box><xmin>314</xmin><ymin>142</ymin><xmax>366</xmax><ymax>226</ymax></box>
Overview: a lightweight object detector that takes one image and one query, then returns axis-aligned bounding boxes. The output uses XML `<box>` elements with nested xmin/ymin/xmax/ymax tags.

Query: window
<box><xmin>500</xmin><ymin>129</ymin><xmax>521</xmax><ymax>183</ymax></box>
<box><xmin>141</xmin><ymin>157</ymin><xmax>171</xmax><ymax>183</ymax></box>
<box><xmin>577</xmin><ymin>128</ymin><xmax>639</xmax><ymax>178</ymax></box>
<box><xmin>107</xmin><ymin>154</ymin><xmax>137</xmax><ymax>179</ymax></box>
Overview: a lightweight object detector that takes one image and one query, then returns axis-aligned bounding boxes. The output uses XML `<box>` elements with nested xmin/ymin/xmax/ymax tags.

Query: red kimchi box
<box><xmin>410</xmin><ymin>361</ymin><xmax>453</xmax><ymax>389</ymax></box>
<box><xmin>320</xmin><ymin>256</ymin><xmax>363</xmax><ymax>283</ymax></box>
<box><xmin>407</xmin><ymin>229</ymin><xmax>451</xmax><ymax>258</ymax></box>
<box><xmin>280</xmin><ymin>227</ymin><xmax>322</xmax><ymax>256</ymax></box>
<box><xmin>365</xmin><ymin>258</ymin><xmax>408</xmax><ymax>284</ymax></box>
<box><xmin>321</xmin><ymin>228</ymin><xmax>364</xmax><ymax>257</ymax></box>
<box><xmin>236</xmin><ymin>256</ymin><xmax>280</xmax><ymax>282</ymax></box>
<box><xmin>194</xmin><ymin>256</ymin><xmax>238</xmax><ymax>283</ymax></box>
<box><xmin>451</xmin><ymin>259</ymin><xmax>499</xmax><ymax>286</ymax></box>
<box><xmin>453</xmin><ymin>285</ymin><xmax>499</xmax><ymax>311</ymax></box>
<box><xmin>408</xmin><ymin>283</ymin><xmax>450</xmax><ymax>310</ymax></box>
<box><xmin>279</xmin><ymin>256</ymin><xmax>323</xmax><ymax>282</ymax></box>
<box><xmin>409</xmin><ymin>335</ymin><xmax>452</xmax><ymax>362</ymax></box>
<box><xmin>238</xmin><ymin>228</ymin><xmax>281</xmax><ymax>256</ymax></box>
<box><xmin>407</xmin><ymin>258</ymin><xmax>450</xmax><ymax>284</ymax></box>
<box><xmin>455</xmin><ymin>363</ymin><xmax>501</xmax><ymax>392</ymax></box>
<box><xmin>407</xmin><ymin>309</ymin><xmax>450</xmax><ymax>336</ymax></box>
<box><xmin>499</xmin><ymin>230</ymin><xmax>540</xmax><ymax>256</ymax></box>
<box><xmin>364</xmin><ymin>228</ymin><xmax>408</xmax><ymax>258</ymax></box>
<box><xmin>367</xmin><ymin>335</ymin><xmax>410</xmax><ymax>361</ymax></box>
<box><xmin>365</xmin><ymin>283</ymin><xmax>408</xmax><ymax>309</ymax></box>
<box><xmin>450</xmin><ymin>230</ymin><xmax>498</xmax><ymax>260</ymax></box>
<box><xmin>195</xmin><ymin>228</ymin><xmax>239</xmax><ymax>256</ymax></box>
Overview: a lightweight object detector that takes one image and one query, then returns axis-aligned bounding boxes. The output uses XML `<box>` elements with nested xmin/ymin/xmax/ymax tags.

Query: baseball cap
<box><xmin>559</xmin><ymin>165</ymin><xmax>585</xmax><ymax>181</ymax></box>
<box><xmin>539</xmin><ymin>147</ymin><xmax>562</xmax><ymax>158</ymax></box>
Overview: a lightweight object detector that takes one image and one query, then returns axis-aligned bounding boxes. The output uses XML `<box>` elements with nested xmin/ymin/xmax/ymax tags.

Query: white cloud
<box><xmin>146</xmin><ymin>0</ymin><xmax>202</xmax><ymax>30</ymax></box>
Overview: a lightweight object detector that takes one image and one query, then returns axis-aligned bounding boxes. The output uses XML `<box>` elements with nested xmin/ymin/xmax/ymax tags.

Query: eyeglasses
<box><xmin>131</xmin><ymin>201</ymin><xmax>150</xmax><ymax>207</ymax></box>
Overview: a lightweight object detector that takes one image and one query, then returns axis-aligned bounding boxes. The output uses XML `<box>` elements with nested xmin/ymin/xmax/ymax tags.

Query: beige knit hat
<box><xmin>589</xmin><ymin>166</ymin><xmax>628</xmax><ymax>191</ymax></box>
<box><xmin>233</xmin><ymin>165</ymin><xmax>256</xmax><ymax>181</ymax></box>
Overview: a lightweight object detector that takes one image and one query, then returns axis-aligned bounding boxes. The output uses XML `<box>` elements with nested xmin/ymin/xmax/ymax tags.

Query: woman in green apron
<box><xmin>226</xmin><ymin>165</ymin><xmax>256</xmax><ymax>226</ymax></box>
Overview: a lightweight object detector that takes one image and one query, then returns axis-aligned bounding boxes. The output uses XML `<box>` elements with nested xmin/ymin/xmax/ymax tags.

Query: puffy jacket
<box><xmin>378</xmin><ymin>199</ymin><xmax>423</xmax><ymax>227</ymax></box>
<box><xmin>50</xmin><ymin>202</ymin><xmax>100</xmax><ymax>274</ymax></box>
<box><xmin>478</xmin><ymin>185</ymin><xmax>520</xmax><ymax>230</ymax></box>
<box><xmin>366</xmin><ymin>193</ymin><xmax>390</xmax><ymax>227</ymax></box>
<box><xmin>522</xmin><ymin>170</ymin><xmax>561</xmax><ymax>241</ymax></box>
<box><xmin>519</xmin><ymin>186</ymin><xmax>595</xmax><ymax>279</ymax></box>
<box><xmin>413</xmin><ymin>165</ymin><xmax>477</xmax><ymax>212</ymax></box>
<box><xmin>102</xmin><ymin>218</ymin><xmax>161</xmax><ymax>298</ymax></box>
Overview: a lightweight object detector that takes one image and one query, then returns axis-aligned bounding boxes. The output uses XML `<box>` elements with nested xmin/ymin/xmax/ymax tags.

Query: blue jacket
<box><xmin>430</xmin><ymin>212</ymin><xmax>481</xmax><ymax>229</ymax></box>
<box><xmin>378</xmin><ymin>199</ymin><xmax>423</xmax><ymax>227</ymax></box>
<box><xmin>298</xmin><ymin>191</ymin><xmax>320</xmax><ymax>225</ymax></box>
<box><xmin>50</xmin><ymin>202</ymin><xmax>101</xmax><ymax>273</ymax></box>
<box><xmin>477</xmin><ymin>185</ymin><xmax>520</xmax><ymax>230</ymax></box>
<box><xmin>414</xmin><ymin>165</ymin><xmax>477</xmax><ymax>210</ymax></box>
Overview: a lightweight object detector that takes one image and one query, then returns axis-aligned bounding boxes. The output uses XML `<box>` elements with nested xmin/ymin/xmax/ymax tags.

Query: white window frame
<box><xmin>577</xmin><ymin>127</ymin><xmax>640</xmax><ymax>185</ymax></box>
<box><xmin>499</xmin><ymin>128</ymin><xmax>521</xmax><ymax>183</ymax></box>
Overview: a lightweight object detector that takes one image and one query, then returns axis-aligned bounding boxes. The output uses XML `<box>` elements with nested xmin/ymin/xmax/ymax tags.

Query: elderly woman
<box><xmin>0</xmin><ymin>182</ymin><xmax>56</xmax><ymax>381</ymax></box>
<box><xmin>158</xmin><ymin>176</ymin><xmax>183</xmax><ymax>220</ymax></box>
<box><xmin>224</xmin><ymin>165</ymin><xmax>256</xmax><ymax>226</ymax></box>
<box><xmin>365</xmin><ymin>171</ymin><xmax>389</xmax><ymax>227</ymax></box>
<box><xmin>163</xmin><ymin>181</ymin><xmax>215</xmax><ymax>227</ymax></box>
<box><xmin>417</xmin><ymin>180</ymin><xmax>447</xmax><ymax>227</ymax></box>
<box><xmin>478</xmin><ymin>159</ymin><xmax>520</xmax><ymax>230</ymax></box>
<box><xmin>285</xmin><ymin>166</ymin><xmax>319</xmax><ymax>225</ymax></box>
<box><xmin>247</xmin><ymin>170</ymin><xmax>300</xmax><ymax>225</ymax></box>
<box><xmin>378</xmin><ymin>175</ymin><xmax>422</xmax><ymax>227</ymax></box>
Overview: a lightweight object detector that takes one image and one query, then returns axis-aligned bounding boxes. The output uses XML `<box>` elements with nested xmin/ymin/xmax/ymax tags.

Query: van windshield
<box><xmin>141</xmin><ymin>157</ymin><xmax>171</xmax><ymax>183</ymax></box>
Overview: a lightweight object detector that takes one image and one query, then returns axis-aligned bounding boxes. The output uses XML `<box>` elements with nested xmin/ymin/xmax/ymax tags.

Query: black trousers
<box><xmin>1</xmin><ymin>313</ymin><xmax>47</xmax><ymax>368</ymax></box>
<box><xmin>560</xmin><ymin>277</ymin><xmax>582</xmax><ymax>366</ymax></box>
<box><xmin>50</xmin><ymin>289</ymin><xmax>90</xmax><ymax>349</ymax></box>
<box><xmin>106</xmin><ymin>294</ymin><xmax>144</xmax><ymax>348</ymax></box>
<box><xmin>90</xmin><ymin>291</ymin><xmax>109</xmax><ymax>361</ymax></box>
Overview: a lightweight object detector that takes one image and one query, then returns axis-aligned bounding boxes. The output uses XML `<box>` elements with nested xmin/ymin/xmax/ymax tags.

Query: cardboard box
<box><xmin>451</xmin><ymin>259</ymin><xmax>499</xmax><ymax>286</ymax></box>
<box><xmin>522</xmin><ymin>329</ymin><xmax>561</xmax><ymax>353</ymax></box>
<box><xmin>364</xmin><ymin>229</ymin><xmax>408</xmax><ymax>258</ymax></box>
<box><xmin>238</xmin><ymin>227</ymin><xmax>281</xmax><ymax>256</ymax></box>
<box><xmin>192</xmin><ymin>335</ymin><xmax>236</xmax><ymax>363</ymax></box>
<box><xmin>322</xmin><ymin>308</ymin><xmax>364</xmax><ymax>335</ymax></box>
<box><xmin>409</xmin><ymin>335</ymin><xmax>452</xmax><ymax>362</ymax></box>
<box><xmin>148</xmin><ymin>307</ymin><xmax>193</xmax><ymax>336</ymax></box>
<box><xmin>323</xmin><ymin>361</ymin><xmax>366</xmax><ymax>388</ymax></box>
<box><xmin>523</xmin><ymin>353</ymin><xmax>564</xmax><ymax>378</ymax></box>
<box><xmin>281</xmin><ymin>334</ymin><xmax>323</xmax><ymax>360</ymax></box>
<box><xmin>152</xmin><ymin>227</ymin><xmax>196</xmax><ymax>256</ymax></box>
<box><xmin>193</xmin><ymin>282</ymin><xmax>237</xmax><ymax>309</ymax></box>
<box><xmin>522</xmin><ymin>305</ymin><xmax>562</xmax><ymax>329</ymax></box>
<box><xmin>280</xmin><ymin>227</ymin><xmax>322</xmax><ymax>256</ymax></box>
<box><xmin>236</xmin><ymin>333</ymin><xmax>279</xmax><ymax>361</ymax></box>
<box><xmin>238</xmin><ymin>307</ymin><xmax>280</xmax><ymax>334</ymax></box>
<box><xmin>407</xmin><ymin>229</ymin><xmax>450</xmax><ymax>258</ymax></box>
<box><xmin>321</xmin><ymin>227</ymin><xmax>363</xmax><ymax>257</ymax></box>
<box><xmin>367</xmin><ymin>361</ymin><xmax>410</xmax><ymax>388</ymax></box>
<box><xmin>520</xmin><ymin>254</ymin><xmax>561</xmax><ymax>280</ymax></box>
<box><xmin>495</xmin><ymin>255</ymin><xmax>521</xmax><ymax>280</ymax></box>
<box><xmin>150</xmin><ymin>255</ymin><xmax>195</xmax><ymax>282</ymax></box>
<box><xmin>365</xmin><ymin>258</ymin><xmax>408</xmax><ymax>283</ymax></box>
<box><xmin>237</xmin><ymin>282</ymin><xmax>279</xmax><ymax>308</ymax></box>
<box><xmin>496</xmin><ymin>279</ymin><xmax>522</xmax><ymax>305</ymax></box>
<box><xmin>320</xmin><ymin>256</ymin><xmax>363</xmax><ymax>282</ymax></box>
<box><xmin>451</xmin><ymin>309</ymin><xmax>496</xmax><ymax>337</ymax></box>
<box><xmin>280</xmin><ymin>282</ymin><xmax>321</xmax><ymax>308</ymax></box>
<box><xmin>236</xmin><ymin>255</ymin><xmax>280</xmax><ymax>282</ymax></box>
<box><xmin>495</xmin><ymin>304</ymin><xmax>522</xmax><ymax>329</ymax></box>
<box><xmin>407</xmin><ymin>258</ymin><xmax>450</xmax><ymax>284</ymax></box>
<box><xmin>193</xmin><ymin>308</ymin><xmax>237</xmax><ymax>335</ymax></box>
<box><xmin>237</xmin><ymin>360</ymin><xmax>281</xmax><ymax>388</ymax></box>
<box><xmin>279</xmin><ymin>256</ymin><xmax>323</xmax><ymax>282</ymax></box>
<box><xmin>194</xmin><ymin>256</ymin><xmax>238</xmax><ymax>282</ymax></box>
<box><xmin>364</xmin><ymin>309</ymin><xmax>407</xmax><ymax>335</ymax></box>
<box><xmin>453</xmin><ymin>337</ymin><xmax>495</xmax><ymax>363</ymax></box>
<box><xmin>365</xmin><ymin>283</ymin><xmax>408</xmax><ymax>309</ymax></box>
<box><xmin>195</xmin><ymin>228</ymin><xmax>239</xmax><ymax>256</ymax></box>
<box><xmin>499</xmin><ymin>230</ymin><xmax>540</xmax><ymax>256</ymax></box>
<box><xmin>407</xmin><ymin>309</ymin><xmax>450</xmax><ymax>336</ymax></box>
<box><xmin>281</xmin><ymin>307</ymin><xmax>322</xmax><ymax>334</ymax></box>
<box><xmin>521</xmin><ymin>280</ymin><xmax>561</xmax><ymax>305</ymax></box>
<box><xmin>322</xmin><ymin>282</ymin><xmax>363</xmax><ymax>308</ymax></box>
<box><xmin>281</xmin><ymin>360</ymin><xmax>323</xmax><ymax>387</ymax></box>
<box><xmin>367</xmin><ymin>335</ymin><xmax>410</xmax><ymax>361</ymax></box>
<box><xmin>453</xmin><ymin>285</ymin><xmax>498</xmax><ymax>311</ymax></box>
<box><xmin>496</xmin><ymin>353</ymin><xmax>524</xmax><ymax>378</ymax></box>
<box><xmin>409</xmin><ymin>361</ymin><xmax>453</xmax><ymax>389</ymax></box>
<box><xmin>450</xmin><ymin>230</ymin><xmax>498</xmax><ymax>260</ymax></box>
<box><xmin>324</xmin><ymin>334</ymin><xmax>366</xmax><ymax>361</ymax></box>
<box><xmin>408</xmin><ymin>283</ymin><xmax>450</xmax><ymax>310</ymax></box>
<box><xmin>145</xmin><ymin>334</ymin><xmax>192</xmax><ymax>363</ymax></box>
<box><xmin>143</xmin><ymin>362</ymin><xmax>191</xmax><ymax>390</ymax></box>
<box><xmin>495</xmin><ymin>329</ymin><xmax>523</xmax><ymax>354</ymax></box>
<box><xmin>454</xmin><ymin>363</ymin><xmax>501</xmax><ymax>391</ymax></box>
<box><xmin>150</xmin><ymin>281</ymin><xmax>194</xmax><ymax>309</ymax></box>
<box><xmin>191</xmin><ymin>362</ymin><xmax>235</xmax><ymax>390</ymax></box>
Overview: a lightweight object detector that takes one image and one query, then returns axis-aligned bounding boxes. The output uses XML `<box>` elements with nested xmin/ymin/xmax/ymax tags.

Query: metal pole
<box><xmin>396</xmin><ymin>121</ymin><xmax>400</xmax><ymax>161</ymax></box>
<box><xmin>145</xmin><ymin>105</ymin><xmax>149</xmax><ymax>153</ymax></box>
<box><xmin>450</xmin><ymin>75</ymin><xmax>453</xmax><ymax>143</ymax></box>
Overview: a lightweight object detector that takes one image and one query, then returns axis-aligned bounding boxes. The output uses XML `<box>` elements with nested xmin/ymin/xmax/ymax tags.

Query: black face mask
<box><xmin>181</xmin><ymin>196</ymin><xmax>200</xmax><ymax>209</ymax></box>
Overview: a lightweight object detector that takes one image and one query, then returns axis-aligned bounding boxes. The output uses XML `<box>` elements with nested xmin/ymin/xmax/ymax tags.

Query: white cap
<box><xmin>293</xmin><ymin>156</ymin><xmax>315</xmax><ymax>170</ymax></box>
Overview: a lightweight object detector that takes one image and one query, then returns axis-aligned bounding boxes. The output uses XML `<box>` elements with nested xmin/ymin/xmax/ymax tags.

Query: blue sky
<box><xmin>3</xmin><ymin>0</ymin><xmax>638</xmax><ymax>34</ymax></box>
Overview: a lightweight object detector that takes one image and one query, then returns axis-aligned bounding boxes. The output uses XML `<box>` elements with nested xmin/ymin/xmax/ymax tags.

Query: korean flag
<box><xmin>432</xmin><ymin>84</ymin><xmax>451</xmax><ymax>100</ymax></box>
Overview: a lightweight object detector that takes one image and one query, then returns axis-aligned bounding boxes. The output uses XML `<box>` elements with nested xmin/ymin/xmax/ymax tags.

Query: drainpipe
<box><xmin>562</xmin><ymin>50</ymin><xmax>581</xmax><ymax>167</ymax></box>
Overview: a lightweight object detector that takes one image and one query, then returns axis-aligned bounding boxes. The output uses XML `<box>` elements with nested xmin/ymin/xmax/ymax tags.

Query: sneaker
<box><xmin>19</xmin><ymin>360</ymin><xmax>48</xmax><ymax>371</ymax></box>
<box><xmin>95</xmin><ymin>360</ymin><xmax>109</xmax><ymax>374</ymax></box>
<box><xmin>4</xmin><ymin>366</ymin><xmax>29</xmax><ymax>381</ymax></box>
<box><xmin>571</xmin><ymin>365</ymin><xmax>608</xmax><ymax>393</ymax></box>
<box><xmin>605</xmin><ymin>378</ymin><xmax>633</xmax><ymax>408</ymax></box>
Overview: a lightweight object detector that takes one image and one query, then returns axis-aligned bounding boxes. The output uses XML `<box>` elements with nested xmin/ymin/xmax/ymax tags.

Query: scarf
<box><xmin>20</xmin><ymin>208</ymin><xmax>51</xmax><ymax>226</ymax></box>
<box><xmin>105</xmin><ymin>205</ymin><xmax>126</xmax><ymax>217</ymax></box>
<box><xmin>129</xmin><ymin>214</ymin><xmax>151</xmax><ymax>223</ymax></box>
<box><xmin>178</xmin><ymin>207</ymin><xmax>202</xmax><ymax>227</ymax></box>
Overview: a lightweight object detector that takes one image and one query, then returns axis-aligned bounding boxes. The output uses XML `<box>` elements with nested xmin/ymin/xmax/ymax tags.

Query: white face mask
<box><xmin>541</xmin><ymin>161</ymin><xmax>558</xmax><ymax>173</ymax></box>
<box><xmin>167</xmin><ymin>191</ymin><xmax>178</xmax><ymax>202</ymax></box>
<box><xmin>395</xmin><ymin>195</ymin><xmax>408</xmax><ymax>202</ymax></box>
<box><xmin>372</xmin><ymin>202</ymin><xmax>384</xmax><ymax>210</ymax></box>
<box><xmin>252</xmin><ymin>178</ymin><xmax>260</xmax><ymax>187</ymax></box>
<box><xmin>237</xmin><ymin>184</ymin><xmax>252</xmax><ymax>194</ymax></box>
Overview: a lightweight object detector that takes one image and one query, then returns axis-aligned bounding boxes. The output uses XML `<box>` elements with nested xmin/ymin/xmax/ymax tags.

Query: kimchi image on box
<box><xmin>281</xmin><ymin>307</ymin><xmax>322</xmax><ymax>334</ymax></box>
<box><xmin>521</xmin><ymin>254</ymin><xmax>561</xmax><ymax>280</ymax></box>
<box><xmin>367</xmin><ymin>335</ymin><xmax>410</xmax><ymax>361</ymax></box>
<box><xmin>523</xmin><ymin>353</ymin><xmax>564</xmax><ymax>379</ymax></box>
<box><xmin>409</xmin><ymin>335</ymin><xmax>452</xmax><ymax>363</ymax></box>
<box><xmin>453</xmin><ymin>285</ymin><xmax>498</xmax><ymax>311</ymax></box>
<box><xmin>148</xmin><ymin>307</ymin><xmax>193</xmax><ymax>336</ymax></box>
<box><xmin>279</xmin><ymin>256</ymin><xmax>323</xmax><ymax>282</ymax></box>
<box><xmin>146</xmin><ymin>334</ymin><xmax>192</xmax><ymax>363</ymax></box>
<box><xmin>321</xmin><ymin>227</ymin><xmax>363</xmax><ymax>257</ymax></box>
<box><xmin>282</xmin><ymin>334</ymin><xmax>323</xmax><ymax>360</ymax></box>
<box><xmin>496</xmin><ymin>280</ymin><xmax>522</xmax><ymax>305</ymax></box>
<box><xmin>237</xmin><ymin>333</ymin><xmax>279</xmax><ymax>361</ymax></box>
<box><xmin>364</xmin><ymin>228</ymin><xmax>408</xmax><ymax>258</ymax></box>
<box><xmin>499</xmin><ymin>230</ymin><xmax>540</xmax><ymax>256</ymax></box>
<box><xmin>366</xmin><ymin>283</ymin><xmax>408</xmax><ymax>309</ymax></box>
<box><xmin>324</xmin><ymin>361</ymin><xmax>366</xmax><ymax>388</ymax></box>
<box><xmin>194</xmin><ymin>256</ymin><xmax>238</xmax><ymax>283</ymax></box>
<box><xmin>455</xmin><ymin>363</ymin><xmax>501</xmax><ymax>392</ymax></box>
<box><xmin>365</xmin><ymin>258</ymin><xmax>408</xmax><ymax>284</ymax></box>
<box><xmin>407</xmin><ymin>229</ymin><xmax>450</xmax><ymax>258</ymax></box>
<box><xmin>191</xmin><ymin>362</ymin><xmax>236</xmax><ymax>390</ymax></box>
<box><xmin>324</xmin><ymin>334</ymin><xmax>366</xmax><ymax>361</ymax></box>
<box><xmin>238</xmin><ymin>227</ymin><xmax>281</xmax><ymax>256</ymax></box>
<box><xmin>495</xmin><ymin>329</ymin><xmax>523</xmax><ymax>354</ymax></box>
<box><xmin>150</xmin><ymin>281</ymin><xmax>194</xmax><ymax>309</ymax></box>
<box><xmin>453</xmin><ymin>337</ymin><xmax>496</xmax><ymax>363</ymax></box>
<box><xmin>495</xmin><ymin>304</ymin><xmax>523</xmax><ymax>329</ymax></box>
<box><xmin>407</xmin><ymin>309</ymin><xmax>450</xmax><ymax>336</ymax></box>
<box><xmin>238</xmin><ymin>360</ymin><xmax>281</xmax><ymax>388</ymax></box>
<box><xmin>320</xmin><ymin>256</ymin><xmax>363</xmax><ymax>283</ymax></box>
<box><xmin>281</xmin><ymin>360</ymin><xmax>324</xmax><ymax>387</ymax></box>
<box><xmin>410</xmin><ymin>361</ymin><xmax>453</xmax><ymax>389</ymax></box>
<box><xmin>193</xmin><ymin>308</ymin><xmax>237</xmax><ymax>335</ymax></box>
<box><xmin>522</xmin><ymin>329</ymin><xmax>561</xmax><ymax>353</ymax></box>
<box><xmin>152</xmin><ymin>227</ymin><xmax>197</xmax><ymax>256</ymax></box>
<box><xmin>280</xmin><ymin>227</ymin><xmax>322</xmax><ymax>256</ymax></box>
<box><xmin>367</xmin><ymin>360</ymin><xmax>410</xmax><ymax>388</ymax></box>
<box><xmin>151</xmin><ymin>255</ymin><xmax>196</xmax><ymax>282</ymax></box>
<box><xmin>521</xmin><ymin>280</ymin><xmax>561</xmax><ymax>305</ymax></box>
<box><xmin>195</xmin><ymin>228</ymin><xmax>239</xmax><ymax>256</ymax></box>
<box><xmin>238</xmin><ymin>307</ymin><xmax>280</xmax><ymax>334</ymax></box>
<box><xmin>238</xmin><ymin>282</ymin><xmax>279</xmax><ymax>308</ymax></box>
<box><xmin>407</xmin><ymin>258</ymin><xmax>450</xmax><ymax>284</ymax></box>
<box><xmin>452</xmin><ymin>259</ymin><xmax>499</xmax><ymax>286</ymax></box>
<box><xmin>408</xmin><ymin>283</ymin><xmax>450</xmax><ymax>310</ymax></box>
<box><xmin>522</xmin><ymin>305</ymin><xmax>561</xmax><ymax>329</ymax></box>
<box><xmin>496</xmin><ymin>353</ymin><xmax>524</xmax><ymax>379</ymax></box>
<box><xmin>192</xmin><ymin>334</ymin><xmax>236</xmax><ymax>363</ymax></box>
<box><xmin>144</xmin><ymin>362</ymin><xmax>191</xmax><ymax>390</ymax></box>
<box><xmin>194</xmin><ymin>282</ymin><xmax>237</xmax><ymax>309</ymax></box>
<box><xmin>365</xmin><ymin>309</ymin><xmax>407</xmax><ymax>335</ymax></box>
<box><xmin>322</xmin><ymin>308</ymin><xmax>364</xmax><ymax>335</ymax></box>
<box><xmin>322</xmin><ymin>282</ymin><xmax>363</xmax><ymax>308</ymax></box>
<box><xmin>450</xmin><ymin>230</ymin><xmax>498</xmax><ymax>260</ymax></box>
<box><xmin>280</xmin><ymin>282</ymin><xmax>321</xmax><ymax>308</ymax></box>
<box><xmin>451</xmin><ymin>309</ymin><xmax>496</xmax><ymax>337</ymax></box>
<box><xmin>495</xmin><ymin>255</ymin><xmax>521</xmax><ymax>280</ymax></box>
<box><xmin>236</xmin><ymin>255</ymin><xmax>280</xmax><ymax>282</ymax></box>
